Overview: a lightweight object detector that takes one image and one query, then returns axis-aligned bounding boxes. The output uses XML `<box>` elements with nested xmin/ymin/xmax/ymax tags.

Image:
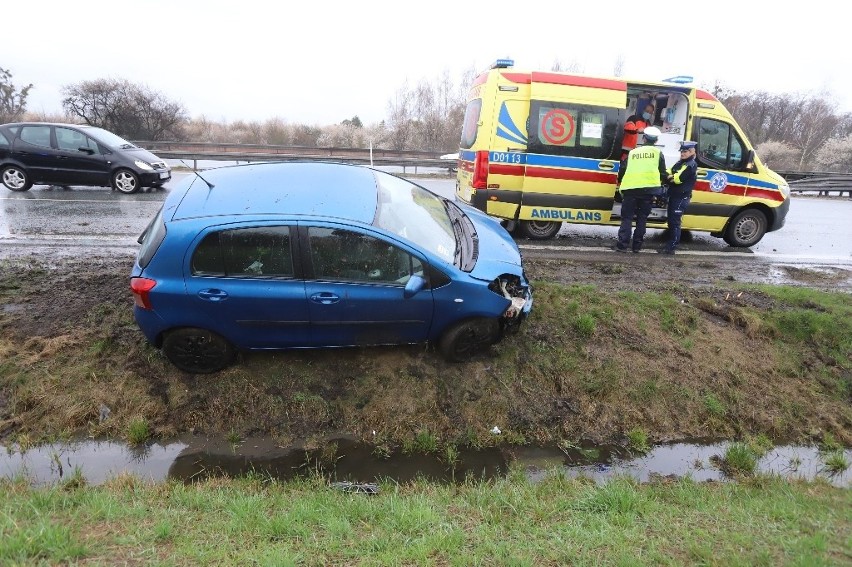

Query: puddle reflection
<box><xmin>1</xmin><ymin>436</ymin><xmax>849</xmax><ymax>488</ymax></box>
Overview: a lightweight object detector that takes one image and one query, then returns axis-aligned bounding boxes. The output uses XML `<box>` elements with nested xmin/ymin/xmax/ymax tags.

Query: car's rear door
<box><xmin>12</xmin><ymin>125</ymin><xmax>59</xmax><ymax>183</ymax></box>
<box><xmin>182</xmin><ymin>224</ymin><xmax>311</xmax><ymax>349</ymax></box>
<box><xmin>301</xmin><ymin>224</ymin><xmax>434</xmax><ymax>346</ymax></box>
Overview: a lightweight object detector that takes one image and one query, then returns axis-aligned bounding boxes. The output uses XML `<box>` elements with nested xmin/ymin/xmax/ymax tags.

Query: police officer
<box><xmin>613</xmin><ymin>126</ymin><xmax>667</xmax><ymax>253</ymax></box>
<box><xmin>658</xmin><ymin>140</ymin><xmax>698</xmax><ymax>254</ymax></box>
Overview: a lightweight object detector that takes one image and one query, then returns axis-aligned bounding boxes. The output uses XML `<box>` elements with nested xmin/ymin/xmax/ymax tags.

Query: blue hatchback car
<box><xmin>130</xmin><ymin>162</ymin><xmax>532</xmax><ymax>373</ymax></box>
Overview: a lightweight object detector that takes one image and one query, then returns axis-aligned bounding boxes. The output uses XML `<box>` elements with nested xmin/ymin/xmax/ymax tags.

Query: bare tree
<box><xmin>612</xmin><ymin>54</ymin><xmax>625</xmax><ymax>77</ymax></box>
<box><xmin>62</xmin><ymin>78</ymin><xmax>187</xmax><ymax>140</ymax></box>
<box><xmin>386</xmin><ymin>82</ymin><xmax>415</xmax><ymax>150</ymax></box>
<box><xmin>755</xmin><ymin>141</ymin><xmax>799</xmax><ymax>171</ymax></box>
<box><xmin>0</xmin><ymin>66</ymin><xmax>33</xmax><ymax>123</ymax></box>
<box><xmin>317</xmin><ymin>123</ymin><xmax>365</xmax><ymax>147</ymax></box>
<box><xmin>551</xmin><ymin>58</ymin><xmax>584</xmax><ymax>73</ymax></box>
<box><xmin>815</xmin><ymin>135</ymin><xmax>852</xmax><ymax>172</ymax></box>
<box><xmin>289</xmin><ymin>124</ymin><xmax>322</xmax><ymax>146</ymax></box>
<box><xmin>788</xmin><ymin>95</ymin><xmax>843</xmax><ymax>169</ymax></box>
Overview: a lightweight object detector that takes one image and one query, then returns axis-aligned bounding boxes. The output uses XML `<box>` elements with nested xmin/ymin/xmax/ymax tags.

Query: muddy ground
<box><xmin>0</xmin><ymin>253</ymin><xmax>849</xmax><ymax>451</ymax></box>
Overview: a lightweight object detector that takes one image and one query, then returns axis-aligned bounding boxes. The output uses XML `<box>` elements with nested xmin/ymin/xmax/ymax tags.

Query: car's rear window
<box><xmin>137</xmin><ymin>207</ymin><xmax>166</xmax><ymax>268</ymax></box>
<box><xmin>192</xmin><ymin>226</ymin><xmax>294</xmax><ymax>278</ymax></box>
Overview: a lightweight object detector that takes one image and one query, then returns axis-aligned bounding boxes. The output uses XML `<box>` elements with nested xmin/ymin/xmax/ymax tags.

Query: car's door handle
<box><xmin>696</xmin><ymin>170</ymin><xmax>709</xmax><ymax>179</ymax></box>
<box><xmin>197</xmin><ymin>288</ymin><xmax>229</xmax><ymax>302</ymax></box>
<box><xmin>310</xmin><ymin>292</ymin><xmax>340</xmax><ymax>305</ymax></box>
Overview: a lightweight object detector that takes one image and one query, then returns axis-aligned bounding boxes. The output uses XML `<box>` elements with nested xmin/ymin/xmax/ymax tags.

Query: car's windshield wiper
<box><xmin>444</xmin><ymin>200</ymin><xmax>465</xmax><ymax>265</ymax></box>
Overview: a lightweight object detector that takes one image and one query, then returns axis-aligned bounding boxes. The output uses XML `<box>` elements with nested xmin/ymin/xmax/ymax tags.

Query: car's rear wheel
<box><xmin>112</xmin><ymin>169</ymin><xmax>140</xmax><ymax>194</ymax></box>
<box><xmin>723</xmin><ymin>208</ymin><xmax>767</xmax><ymax>247</ymax></box>
<box><xmin>162</xmin><ymin>328</ymin><xmax>235</xmax><ymax>373</ymax></box>
<box><xmin>438</xmin><ymin>318</ymin><xmax>500</xmax><ymax>362</ymax></box>
<box><xmin>2</xmin><ymin>166</ymin><xmax>33</xmax><ymax>191</ymax></box>
<box><xmin>517</xmin><ymin>220</ymin><xmax>561</xmax><ymax>240</ymax></box>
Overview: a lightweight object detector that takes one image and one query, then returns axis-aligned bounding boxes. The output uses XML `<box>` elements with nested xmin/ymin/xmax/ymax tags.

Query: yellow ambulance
<box><xmin>455</xmin><ymin>59</ymin><xmax>790</xmax><ymax>246</ymax></box>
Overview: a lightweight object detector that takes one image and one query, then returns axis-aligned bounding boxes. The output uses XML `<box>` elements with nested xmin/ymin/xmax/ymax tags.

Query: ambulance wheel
<box><xmin>518</xmin><ymin>220</ymin><xmax>561</xmax><ymax>240</ymax></box>
<box><xmin>723</xmin><ymin>208</ymin><xmax>767</xmax><ymax>247</ymax></box>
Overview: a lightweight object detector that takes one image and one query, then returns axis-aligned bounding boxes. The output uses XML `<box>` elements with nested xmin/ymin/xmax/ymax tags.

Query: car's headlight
<box><xmin>134</xmin><ymin>160</ymin><xmax>153</xmax><ymax>171</ymax></box>
<box><xmin>779</xmin><ymin>183</ymin><xmax>790</xmax><ymax>198</ymax></box>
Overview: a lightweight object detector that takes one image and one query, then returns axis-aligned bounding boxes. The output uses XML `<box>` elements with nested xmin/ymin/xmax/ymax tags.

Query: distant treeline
<box><xmin>3</xmin><ymin>64</ymin><xmax>852</xmax><ymax>172</ymax></box>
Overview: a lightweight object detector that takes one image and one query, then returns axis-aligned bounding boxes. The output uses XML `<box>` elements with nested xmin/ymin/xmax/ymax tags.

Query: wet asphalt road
<box><xmin>0</xmin><ymin>173</ymin><xmax>850</xmax><ymax>270</ymax></box>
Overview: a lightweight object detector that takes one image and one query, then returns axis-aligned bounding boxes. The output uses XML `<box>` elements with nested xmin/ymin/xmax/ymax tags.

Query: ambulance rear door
<box><xmin>480</xmin><ymin>71</ymin><xmax>531</xmax><ymax>221</ymax></box>
<box><xmin>520</xmin><ymin>73</ymin><xmax>626</xmax><ymax>227</ymax></box>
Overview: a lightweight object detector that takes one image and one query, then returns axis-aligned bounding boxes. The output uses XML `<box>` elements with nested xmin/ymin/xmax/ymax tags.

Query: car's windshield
<box><xmin>373</xmin><ymin>172</ymin><xmax>456</xmax><ymax>264</ymax></box>
<box><xmin>84</xmin><ymin>127</ymin><xmax>138</xmax><ymax>150</ymax></box>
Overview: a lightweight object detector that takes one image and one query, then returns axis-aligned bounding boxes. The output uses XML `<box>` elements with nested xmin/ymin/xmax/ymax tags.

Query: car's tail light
<box><xmin>472</xmin><ymin>150</ymin><xmax>489</xmax><ymax>189</ymax></box>
<box><xmin>130</xmin><ymin>277</ymin><xmax>157</xmax><ymax>310</ymax></box>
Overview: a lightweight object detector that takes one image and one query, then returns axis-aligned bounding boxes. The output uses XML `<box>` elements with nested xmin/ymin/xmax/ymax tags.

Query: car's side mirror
<box><xmin>403</xmin><ymin>274</ymin><xmax>427</xmax><ymax>298</ymax></box>
<box><xmin>78</xmin><ymin>147</ymin><xmax>95</xmax><ymax>155</ymax></box>
<box><xmin>744</xmin><ymin>149</ymin><xmax>757</xmax><ymax>173</ymax></box>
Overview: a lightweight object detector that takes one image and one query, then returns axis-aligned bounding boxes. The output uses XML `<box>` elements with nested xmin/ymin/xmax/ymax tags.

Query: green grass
<box><xmin>0</xmin><ymin>473</ymin><xmax>849</xmax><ymax>565</ymax></box>
<box><xmin>573</xmin><ymin>313</ymin><xmax>596</xmax><ymax>337</ymax></box>
<box><xmin>126</xmin><ymin>418</ymin><xmax>150</xmax><ymax>444</ymax></box>
<box><xmin>627</xmin><ymin>427</ymin><xmax>650</xmax><ymax>454</ymax></box>
<box><xmin>822</xmin><ymin>451</ymin><xmax>849</xmax><ymax>475</ymax></box>
<box><xmin>722</xmin><ymin>443</ymin><xmax>758</xmax><ymax>476</ymax></box>
<box><xmin>703</xmin><ymin>394</ymin><xmax>726</xmax><ymax>418</ymax></box>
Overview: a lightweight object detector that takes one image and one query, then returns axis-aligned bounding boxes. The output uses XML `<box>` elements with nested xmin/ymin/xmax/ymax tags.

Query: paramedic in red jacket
<box><xmin>621</xmin><ymin>103</ymin><xmax>655</xmax><ymax>159</ymax></box>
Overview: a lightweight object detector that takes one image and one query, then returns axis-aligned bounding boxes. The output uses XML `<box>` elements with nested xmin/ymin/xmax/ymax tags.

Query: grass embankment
<box><xmin>2</xmin><ymin>473</ymin><xmax>850</xmax><ymax>565</ymax></box>
<box><xmin>0</xmin><ymin>258</ymin><xmax>850</xmax><ymax>451</ymax></box>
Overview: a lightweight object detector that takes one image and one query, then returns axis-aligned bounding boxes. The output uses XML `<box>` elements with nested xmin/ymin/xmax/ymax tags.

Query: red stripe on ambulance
<box><xmin>489</xmin><ymin>163</ymin><xmax>525</xmax><ymax>176</ymax></box>
<box><xmin>526</xmin><ymin>166</ymin><xmax>615</xmax><ymax>184</ymax></box>
<box><xmin>530</xmin><ymin>73</ymin><xmax>626</xmax><ymax>92</ymax></box>
<box><xmin>746</xmin><ymin>188</ymin><xmax>785</xmax><ymax>202</ymax></box>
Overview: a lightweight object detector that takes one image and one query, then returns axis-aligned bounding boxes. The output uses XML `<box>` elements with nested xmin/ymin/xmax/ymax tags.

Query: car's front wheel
<box><xmin>438</xmin><ymin>318</ymin><xmax>500</xmax><ymax>362</ymax></box>
<box><xmin>112</xmin><ymin>169</ymin><xmax>140</xmax><ymax>194</ymax></box>
<box><xmin>1</xmin><ymin>165</ymin><xmax>33</xmax><ymax>191</ymax></box>
<box><xmin>162</xmin><ymin>328</ymin><xmax>236</xmax><ymax>373</ymax></box>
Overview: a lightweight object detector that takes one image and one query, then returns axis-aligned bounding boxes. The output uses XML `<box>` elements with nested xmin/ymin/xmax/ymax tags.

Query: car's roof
<box><xmin>0</xmin><ymin>122</ymin><xmax>92</xmax><ymax>128</ymax></box>
<box><xmin>170</xmin><ymin>161</ymin><xmax>380</xmax><ymax>224</ymax></box>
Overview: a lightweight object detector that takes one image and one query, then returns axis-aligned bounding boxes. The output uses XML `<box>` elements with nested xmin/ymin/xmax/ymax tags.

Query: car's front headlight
<box><xmin>779</xmin><ymin>183</ymin><xmax>790</xmax><ymax>198</ymax></box>
<box><xmin>134</xmin><ymin>160</ymin><xmax>153</xmax><ymax>171</ymax></box>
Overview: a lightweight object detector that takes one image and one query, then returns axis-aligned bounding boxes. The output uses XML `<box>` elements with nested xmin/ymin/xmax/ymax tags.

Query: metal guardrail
<box><xmin>133</xmin><ymin>141</ymin><xmax>454</xmax><ymax>174</ymax></box>
<box><xmin>777</xmin><ymin>170</ymin><xmax>852</xmax><ymax>196</ymax></box>
<box><xmin>131</xmin><ymin>143</ymin><xmax>851</xmax><ymax>192</ymax></box>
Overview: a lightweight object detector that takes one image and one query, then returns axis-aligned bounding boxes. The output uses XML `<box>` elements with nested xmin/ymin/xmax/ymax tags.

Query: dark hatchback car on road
<box><xmin>0</xmin><ymin>122</ymin><xmax>171</xmax><ymax>193</ymax></box>
<box><xmin>131</xmin><ymin>161</ymin><xmax>533</xmax><ymax>373</ymax></box>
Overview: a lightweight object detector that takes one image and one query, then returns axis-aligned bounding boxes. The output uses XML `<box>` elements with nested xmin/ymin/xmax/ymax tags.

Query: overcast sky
<box><xmin>6</xmin><ymin>0</ymin><xmax>848</xmax><ymax>126</ymax></box>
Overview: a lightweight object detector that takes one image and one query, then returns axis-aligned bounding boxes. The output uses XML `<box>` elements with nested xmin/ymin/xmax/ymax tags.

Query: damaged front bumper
<box><xmin>491</xmin><ymin>274</ymin><xmax>533</xmax><ymax>332</ymax></box>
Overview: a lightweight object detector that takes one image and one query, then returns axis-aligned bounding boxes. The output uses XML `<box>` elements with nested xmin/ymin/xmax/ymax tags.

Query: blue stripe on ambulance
<box><xmin>496</xmin><ymin>102</ymin><xmax>528</xmax><ymax>145</ymax></box>
<box><xmin>525</xmin><ymin>154</ymin><xmax>613</xmax><ymax>171</ymax></box>
<box><xmin>744</xmin><ymin>177</ymin><xmax>778</xmax><ymax>190</ymax></box>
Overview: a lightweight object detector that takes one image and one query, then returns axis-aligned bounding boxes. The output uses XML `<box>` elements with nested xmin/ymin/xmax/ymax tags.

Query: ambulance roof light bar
<box><xmin>662</xmin><ymin>75</ymin><xmax>694</xmax><ymax>84</ymax></box>
<box><xmin>491</xmin><ymin>59</ymin><xmax>514</xmax><ymax>69</ymax></box>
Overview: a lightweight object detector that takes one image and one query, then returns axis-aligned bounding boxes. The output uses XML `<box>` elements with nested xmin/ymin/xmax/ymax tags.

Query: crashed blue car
<box><xmin>131</xmin><ymin>162</ymin><xmax>532</xmax><ymax>373</ymax></box>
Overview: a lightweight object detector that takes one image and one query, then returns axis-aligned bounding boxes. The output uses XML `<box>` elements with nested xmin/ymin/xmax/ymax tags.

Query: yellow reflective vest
<box><xmin>619</xmin><ymin>145</ymin><xmax>664</xmax><ymax>191</ymax></box>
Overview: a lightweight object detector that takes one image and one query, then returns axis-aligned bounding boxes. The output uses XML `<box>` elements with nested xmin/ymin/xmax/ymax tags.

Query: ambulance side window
<box><xmin>696</xmin><ymin>118</ymin><xmax>746</xmax><ymax>170</ymax></box>
<box><xmin>527</xmin><ymin>101</ymin><xmax>619</xmax><ymax>159</ymax></box>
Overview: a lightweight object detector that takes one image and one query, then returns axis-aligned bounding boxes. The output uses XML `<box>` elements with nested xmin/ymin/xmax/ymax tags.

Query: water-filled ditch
<box><xmin>1</xmin><ymin>435</ymin><xmax>848</xmax><ymax>488</ymax></box>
